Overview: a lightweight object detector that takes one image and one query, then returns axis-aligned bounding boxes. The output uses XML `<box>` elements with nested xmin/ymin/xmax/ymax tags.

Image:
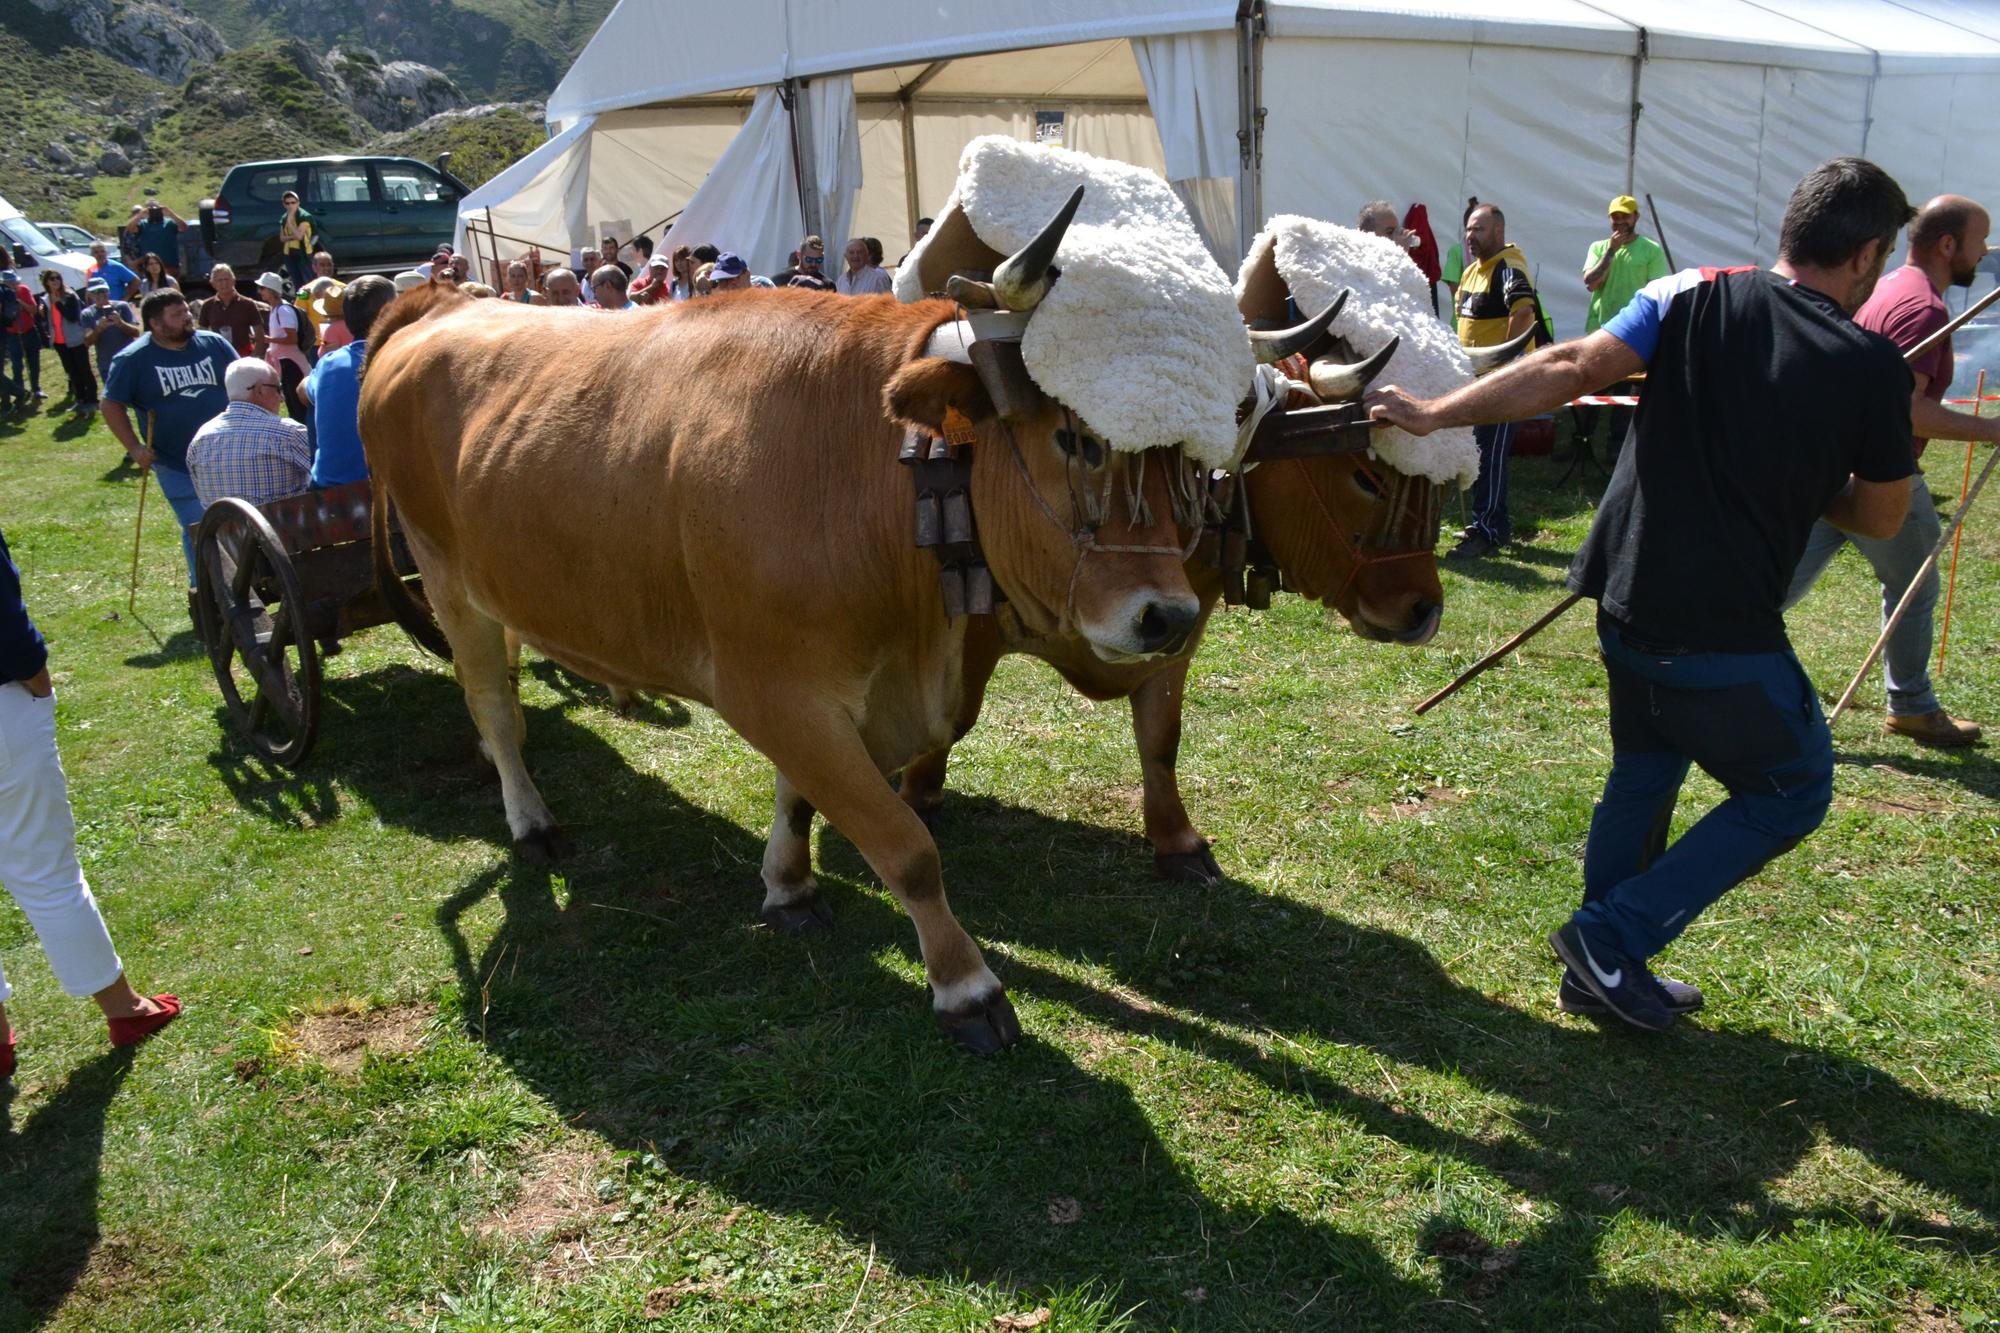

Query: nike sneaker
<box><xmin>1548</xmin><ymin>921</ymin><xmax>1675</xmax><ymax>1031</ymax></box>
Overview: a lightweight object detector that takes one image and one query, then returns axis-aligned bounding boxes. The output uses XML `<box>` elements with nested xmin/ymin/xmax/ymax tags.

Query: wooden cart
<box><xmin>191</xmin><ymin>479</ymin><xmax>432</xmax><ymax>767</ymax></box>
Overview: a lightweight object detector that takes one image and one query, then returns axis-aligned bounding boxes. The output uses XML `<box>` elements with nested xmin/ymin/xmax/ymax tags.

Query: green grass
<box><xmin>1</xmin><ymin>406</ymin><xmax>1997</xmax><ymax>1330</ymax></box>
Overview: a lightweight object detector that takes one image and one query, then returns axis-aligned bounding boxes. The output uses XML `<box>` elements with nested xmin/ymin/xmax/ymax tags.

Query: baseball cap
<box><xmin>85</xmin><ymin>278</ymin><xmax>109</xmax><ymax>293</ymax></box>
<box><xmin>393</xmin><ymin>270</ymin><xmax>427</xmax><ymax>294</ymax></box>
<box><xmin>1608</xmin><ymin>194</ymin><xmax>1639</xmax><ymax>216</ymax></box>
<box><xmin>709</xmin><ymin>253</ymin><xmax>749</xmax><ymax>280</ymax></box>
<box><xmin>647</xmin><ymin>254</ymin><xmax>671</xmax><ymax>270</ymax></box>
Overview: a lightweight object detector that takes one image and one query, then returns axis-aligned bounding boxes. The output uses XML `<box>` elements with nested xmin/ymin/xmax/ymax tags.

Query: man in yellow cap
<box><xmin>1579</xmin><ymin>194</ymin><xmax>1670</xmax><ymax>455</ymax></box>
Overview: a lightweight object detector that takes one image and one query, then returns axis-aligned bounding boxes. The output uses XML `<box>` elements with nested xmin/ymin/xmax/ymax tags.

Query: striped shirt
<box><xmin>186</xmin><ymin>401</ymin><xmax>312</xmax><ymax>509</ymax></box>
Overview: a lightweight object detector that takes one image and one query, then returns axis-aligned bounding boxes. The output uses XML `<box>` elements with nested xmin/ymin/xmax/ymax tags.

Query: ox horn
<box><xmin>1248</xmin><ymin>290</ymin><xmax>1349</xmax><ymax>365</ymax></box>
<box><xmin>1308</xmin><ymin>334</ymin><xmax>1401</xmax><ymax>403</ymax></box>
<box><xmin>991</xmin><ymin>184</ymin><xmax>1085</xmax><ymax>312</ymax></box>
<box><xmin>1466</xmin><ymin>325</ymin><xmax>1536</xmax><ymax>376</ymax></box>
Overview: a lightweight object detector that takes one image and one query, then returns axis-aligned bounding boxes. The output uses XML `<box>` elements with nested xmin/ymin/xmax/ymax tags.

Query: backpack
<box><xmin>291</xmin><ymin>299</ymin><xmax>319</xmax><ymax>365</ymax></box>
<box><xmin>0</xmin><ymin>284</ymin><xmax>17</xmax><ymax>327</ymax></box>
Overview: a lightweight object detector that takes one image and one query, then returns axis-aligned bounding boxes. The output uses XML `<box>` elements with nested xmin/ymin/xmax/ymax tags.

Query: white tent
<box><xmin>457</xmin><ymin>0</ymin><xmax>2000</xmax><ymax>339</ymax></box>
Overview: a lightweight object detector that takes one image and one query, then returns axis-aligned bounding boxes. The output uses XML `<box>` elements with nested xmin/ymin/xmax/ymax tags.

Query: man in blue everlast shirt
<box><xmin>101</xmin><ymin>289</ymin><xmax>237</xmax><ymax>606</ymax></box>
<box><xmin>1367</xmin><ymin>158</ymin><xmax>2000</xmax><ymax>1032</ymax></box>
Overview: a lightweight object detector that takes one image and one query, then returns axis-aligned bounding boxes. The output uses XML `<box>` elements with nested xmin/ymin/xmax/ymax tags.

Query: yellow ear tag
<box><xmin>942</xmin><ymin>406</ymin><xmax>978</xmax><ymax>447</ymax></box>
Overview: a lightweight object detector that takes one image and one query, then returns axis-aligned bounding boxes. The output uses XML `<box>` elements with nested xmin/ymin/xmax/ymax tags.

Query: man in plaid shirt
<box><xmin>186</xmin><ymin>359</ymin><xmax>312</xmax><ymax>509</ymax></box>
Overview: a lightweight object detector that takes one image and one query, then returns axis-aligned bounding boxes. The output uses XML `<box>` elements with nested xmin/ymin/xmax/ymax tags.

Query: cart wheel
<box><xmin>195</xmin><ymin>498</ymin><xmax>321</xmax><ymax>767</ymax></box>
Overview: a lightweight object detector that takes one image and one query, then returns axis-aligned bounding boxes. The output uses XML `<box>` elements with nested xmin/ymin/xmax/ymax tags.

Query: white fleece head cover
<box><xmin>1238</xmin><ymin>216</ymin><xmax>1481</xmax><ymax>488</ymax></box>
<box><xmin>895</xmin><ymin>136</ymin><xmax>1254</xmax><ymax>468</ymax></box>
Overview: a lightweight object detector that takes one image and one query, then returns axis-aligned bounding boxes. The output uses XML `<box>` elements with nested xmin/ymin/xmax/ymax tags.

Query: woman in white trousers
<box><xmin>2</xmin><ymin>527</ymin><xmax>176</xmax><ymax>1081</ymax></box>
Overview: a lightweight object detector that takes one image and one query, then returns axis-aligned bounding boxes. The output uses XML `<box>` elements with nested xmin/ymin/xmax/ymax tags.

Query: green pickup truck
<box><xmin>199</xmin><ymin>154</ymin><xmax>471</xmax><ymax>278</ymax></box>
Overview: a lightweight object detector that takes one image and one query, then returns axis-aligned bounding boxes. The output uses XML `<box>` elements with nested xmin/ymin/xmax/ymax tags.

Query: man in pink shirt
<box><xmin>1782</xmin><ymin>193</ymin><xmax>1991</xmax><ymax>746</ymax></box>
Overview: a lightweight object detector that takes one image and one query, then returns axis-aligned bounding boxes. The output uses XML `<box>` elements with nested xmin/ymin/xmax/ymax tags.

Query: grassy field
<box><xmin>1</xmin><ymin>401</ymin><xmax>1996</xmax><ymax>1331</ymax></box>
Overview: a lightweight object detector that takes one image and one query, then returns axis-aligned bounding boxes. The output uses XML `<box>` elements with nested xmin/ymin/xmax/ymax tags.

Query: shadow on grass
<box><xmin>1833</xmin><ymin>742</ymin><xmax>2000</xmax><ymax>800</ymax></box>
<box><xmin>0</xmin><ymin>1049</ymin><xmax>135</xmax><ymax>1333</ymax></box>
<box><xmin>212</xmin><ymin>663</ymin><xmax>1997</xmax><ymax>1327</ymax></box>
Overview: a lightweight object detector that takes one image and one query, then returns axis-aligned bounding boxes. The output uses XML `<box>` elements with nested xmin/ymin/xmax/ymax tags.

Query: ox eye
<box><xmin>1352</xmin><ymin>470</ymin><xmax>1384</xmax><ymax>498</ymax></box>
<box><xmin>1055</xmin><ymin>428</ymin><xmax>1106</xmax><ymax>468</ymax></box>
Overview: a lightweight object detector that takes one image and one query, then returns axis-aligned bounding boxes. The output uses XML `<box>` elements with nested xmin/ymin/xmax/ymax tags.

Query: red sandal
<box><xmin>1</xmin><ymin>1030</ymin><xmax>15</xmax><ymax>1081</ymax></box>
<box><xmin>108</xmin><ymin>994</ymin><xmax>181</xmax><ymax>1048</ymax></box>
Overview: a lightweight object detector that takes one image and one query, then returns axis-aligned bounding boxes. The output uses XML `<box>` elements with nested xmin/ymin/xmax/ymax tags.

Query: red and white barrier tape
<box><xmin>1945</xmin><ymin>394</ymin><xmax>2000</xmax><ymax>405</ymax></box>
<box><xmin>1568</xmin><ymin>395</ymin><xmax>1641</xmax><ymax>406</ymax></box>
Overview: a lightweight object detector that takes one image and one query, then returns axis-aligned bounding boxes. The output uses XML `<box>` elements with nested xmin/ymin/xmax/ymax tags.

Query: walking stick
<box><xmin>1935</xmin><ymin>368</ymin><xmax>1983</xmax><ymax>677</ymax></box>
<box><xmin>1414</xmin><ymin>593</ymin><xmax>1583</xmax><ymax>715</ymax></box>
<box><xmin>1828</xmin><ymin>440</ymin><xmax>2000</xmax><ymax>726</ymax></box>
<box><xmin>126</xmin><ymin>415</ymin><xmax>153</xmax><ymax>613</ymax></box>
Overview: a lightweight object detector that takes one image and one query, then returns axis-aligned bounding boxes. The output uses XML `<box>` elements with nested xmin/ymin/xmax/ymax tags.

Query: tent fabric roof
<box><xmin>548</xmin><ymin>0</ymin><xmax>1234</xmax><ymax>123</ymax></box>
<box><xmin>552</xmin><ymin>0</ymin><xmax>2000</xmax><ymax>125</ymax></box>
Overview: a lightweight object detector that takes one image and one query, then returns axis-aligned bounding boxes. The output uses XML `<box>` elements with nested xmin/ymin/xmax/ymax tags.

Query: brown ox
<box><xmin>896</xmin><ymin>290</ymin><xmax>1447</xmax><ymax>882</ymax></box>
<box><xmin>359</xmin><ymin>272</ymin><xmax>1208</xmax><ymax>1052</ymax></box>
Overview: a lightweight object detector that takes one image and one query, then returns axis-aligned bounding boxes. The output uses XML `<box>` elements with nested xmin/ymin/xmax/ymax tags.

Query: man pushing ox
<box><xmin>1368</xmin><ymin>158</ymin><xmax>2000</xmax><ymax>1032</ymax></box>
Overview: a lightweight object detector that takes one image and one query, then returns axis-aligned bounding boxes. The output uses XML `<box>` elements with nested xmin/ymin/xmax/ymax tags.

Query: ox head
<box><xmin>1236</xmin><ymin>259</ymin><xmax>1445</xmax><ymax>646</ymax></box>
<box><xmin>891</xmin><ymin>189</ymin><xmax>1205</xmax><ymax>662</ymax></box>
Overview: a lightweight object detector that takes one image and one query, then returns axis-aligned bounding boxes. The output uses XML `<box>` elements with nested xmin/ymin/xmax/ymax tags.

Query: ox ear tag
<box><xmin>942</xmin><ymin>406</ymin><xmax>978</xmax><ymax>447</ymax></box>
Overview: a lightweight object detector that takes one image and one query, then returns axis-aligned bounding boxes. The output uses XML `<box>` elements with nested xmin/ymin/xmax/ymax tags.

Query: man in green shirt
<box><xmin>1578</xmin><ymin>194</ymin><xmax>1669</xmax><ymax>454</ymax></box>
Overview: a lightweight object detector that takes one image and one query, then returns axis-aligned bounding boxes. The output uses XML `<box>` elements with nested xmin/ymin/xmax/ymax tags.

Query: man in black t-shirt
<box><xmin>1369</xmin><ymin>159</ymin><xmax>2000</xmax><ymax>1032</ymax></box>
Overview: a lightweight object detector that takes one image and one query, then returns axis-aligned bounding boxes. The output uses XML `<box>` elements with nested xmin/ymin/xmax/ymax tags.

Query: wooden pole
<box><xmin>1829</xmin><ymin>441</ymin><xmax>2000</xmax><ymax>725</ymax></box>
<box><xmin>1905</xmin><ymin>282</ymin><xmax>2000</xmax><ymax>364</ymax></box>
<box><xmin>1935</xmin><ymin>367</ymin><xmax>1983</xmax><ymax>678</ymax></box>
<box><xmin>126</xmin><ymin>416</ymin><xmax>153</xmax><ymax>613</ymax></box>
<box><xmin>1414</xmin><ymin>592</ymin><xmax>1583</xmax><ymax>715</ymax></box>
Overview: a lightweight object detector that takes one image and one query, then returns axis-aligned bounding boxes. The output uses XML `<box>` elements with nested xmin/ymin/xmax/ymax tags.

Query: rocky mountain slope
<box><xmin>0</xmin><ymin>0</ymin><xmax>575</xmax><ymax>223</ymax></box>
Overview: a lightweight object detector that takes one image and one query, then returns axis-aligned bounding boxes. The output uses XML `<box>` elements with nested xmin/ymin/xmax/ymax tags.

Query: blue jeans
<box><xmin>1781</xmin><ymin>472</ymin><xmax>1940</xmax><ymax>717</ymax></box>
<box><xmin>1576</xmin><ymin>615</ymin><xmax>1834</xmax><ymax>962</ymax></box>
<box><xmin>284</xmin><ymin>250</ymin><xmax>312</xmax><ymax>289</ymax></box>
<box><xmin>1467</xmin><ymin>421</ymin><xmax>1515</xmax><ymax>542</ymax></box>
<box><xmin>152</xmin><ymin>464</ymin><xmax>206</xmax><ymax>586</ymax></box>
<box><xmin>2</xmin><ymin>330</ymin><xmax>32</xmax><ymax>398</ymax></box>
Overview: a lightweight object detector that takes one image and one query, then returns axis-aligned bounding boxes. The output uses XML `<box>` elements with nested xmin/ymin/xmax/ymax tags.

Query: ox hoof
<box><xmin>934</xmin><ymin>990</ymin><xmax>1022</xmax><ymax>1055</ymax></box>
<box><xmin>1155</xmin><ymin>842</ymin><xmax>1223</xmax><ymax>884</ymax></box>
<box><xmin>512</xmin><ymin>825</ymin><xmax>573</xmax><ymax>864</ymax></box>
<box><xmin>761</xmin><ymin>889</ymin><xmax>835</xmax><ymax>933</ymax></box>
<box><xmin>606</xmin><ymin>685</ymin><xmax>639</xmax><ymax>713</ymax></box>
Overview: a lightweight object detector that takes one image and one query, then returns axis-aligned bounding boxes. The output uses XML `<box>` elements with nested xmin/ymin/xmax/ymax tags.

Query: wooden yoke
<box><xmin>902</xmin><ymin>407</ymin><xmax>999</xmax><ymax>619</ymax></box>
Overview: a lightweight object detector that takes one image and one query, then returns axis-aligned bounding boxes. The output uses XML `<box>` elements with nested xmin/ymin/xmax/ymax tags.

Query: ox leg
<box><xmin>897</xmin><ymin>637</ymin><xmax>1000</xmax><ymax>825</ymax></box>
<box><xmin>760</xmin><ymin>772</ymin><xmax>832</xmax><ymax>932</ymax></box>
<box><xmin>436</xmin><ymin>593</ymin><xmax>568</xmax><ymax>862</ymax></box>
<box><xmin>750</xmin><ymin>709</ymin><xmax>1017</xmax><ymax>1054</ymax></box>
<box><xmin>1133</xmin><ymin>661</ymin><xmax>1221</xmax><ymax>883</ymax></box>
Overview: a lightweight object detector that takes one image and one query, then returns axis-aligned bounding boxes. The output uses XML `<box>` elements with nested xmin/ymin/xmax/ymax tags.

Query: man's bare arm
<box><xmin>1909</xmin><ymin>391</ymin><xmax>2000</xmax><ymax>446</ymax></box>
<box><xmin>1823</xmin><ymin>475</ymin><xmax>1911</xmax><ymax>541</ymax></box>
<box><xmin>100</xmin><ymin>401</ymin><xmax>152</xmax><ymax>468</ymax></box>
<box><xmin>1366</xmin><ymin>331</ymin><xmax>1645</xmax><ymax>436</ymax></box>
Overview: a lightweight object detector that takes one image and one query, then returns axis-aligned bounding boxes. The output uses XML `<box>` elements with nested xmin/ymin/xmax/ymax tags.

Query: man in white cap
<box><xmin>254</xmin><ymin>272</ymin><xmax>312</xmax><ymax>421</ymax></box>
<box><xmin>78</xmin><ymin>277</ymin><xmax>140</xmax><ymax>390</ymax></box>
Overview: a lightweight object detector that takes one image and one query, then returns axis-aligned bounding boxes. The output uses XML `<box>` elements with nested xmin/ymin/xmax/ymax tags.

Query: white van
<box><xmin>0</xmin><ymin>195</ymin><xmax>95</xmax><ymax>292</ymax></box>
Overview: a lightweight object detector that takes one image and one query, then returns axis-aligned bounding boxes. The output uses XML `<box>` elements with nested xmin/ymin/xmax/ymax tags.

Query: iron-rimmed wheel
<box><xmin>195</xmin><ymin>498</ymin><xmax>321</xmax><ymax>767</ymax></box>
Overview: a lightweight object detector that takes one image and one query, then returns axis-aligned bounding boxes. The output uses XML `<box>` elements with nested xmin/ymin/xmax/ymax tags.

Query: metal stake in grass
<box><xmin>1935</xmin><ymin>367</ymin><xmax>1983</xmax><ymax>678</ymax></box>
<box><xmin>1829</xmin><ymin>439</ymin><xmax>2000</xmax><ymax>726</ymax></box>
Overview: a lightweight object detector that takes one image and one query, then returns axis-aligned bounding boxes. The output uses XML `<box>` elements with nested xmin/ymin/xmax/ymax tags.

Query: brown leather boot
<box><xmin>1884</xmin><ymin>710</ymin><xmax>1982</xmax><ymax>748</ymax></box>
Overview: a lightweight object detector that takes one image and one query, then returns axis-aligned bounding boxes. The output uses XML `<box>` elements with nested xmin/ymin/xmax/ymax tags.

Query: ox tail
<box><xmin>372</xmin><ymin>483</ymin><xmax>454</xmax><ymax>662</ymax></box>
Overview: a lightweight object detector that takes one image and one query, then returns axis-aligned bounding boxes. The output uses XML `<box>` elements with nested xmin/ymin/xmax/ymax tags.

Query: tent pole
<box><xmin>1624</xmin><ymin>27</ymin><xmax>1646</xmax><ymax>194</ymax></box>
<box><xmin>901</xmin><ymin>96</ymin><xmax>921</xmax><ymax>245</ymax></box>
<box><xmin>1235</xmin><ymin>1</ymin><xmax>1265</xmax><ymax>258</ymax></box>
<box><xmin>785</xmin><ymin>78</ymin><xmax>824</xmax><ymax>245</ymax></box>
